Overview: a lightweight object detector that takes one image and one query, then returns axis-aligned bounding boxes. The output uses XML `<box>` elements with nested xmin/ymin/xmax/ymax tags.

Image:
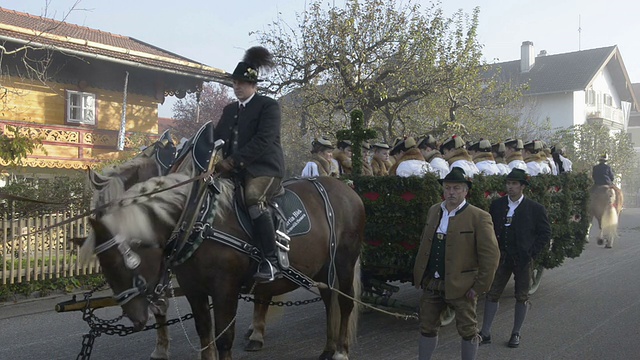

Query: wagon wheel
<box><xmin>440</xmin><ymin>306</ymin><xmax>455</xmax><ymax>326</ymax></box>
<box><xmin>528</xmin><ymin>265</ymin><xmax>544</xmax><ymax>295</ymax></box>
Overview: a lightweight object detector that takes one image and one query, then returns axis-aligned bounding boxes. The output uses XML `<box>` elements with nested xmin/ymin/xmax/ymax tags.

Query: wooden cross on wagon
<box><xmin>336</xmin><ymin>109</ymin><xmax>377</xmax><ymax>176</ymax></box>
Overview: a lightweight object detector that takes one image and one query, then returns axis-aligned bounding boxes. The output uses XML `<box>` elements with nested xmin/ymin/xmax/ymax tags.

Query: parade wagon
<box><xmin>352</xmin><ymin>172</ymin><xmax>592</xmax><ymax>323</ymax></box>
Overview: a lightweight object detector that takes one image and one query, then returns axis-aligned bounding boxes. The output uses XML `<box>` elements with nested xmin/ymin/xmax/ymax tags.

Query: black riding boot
<box><xmin>252</xmin><ymin>211</ymin><xmax>282</xmax><ymax>283</ymax></box>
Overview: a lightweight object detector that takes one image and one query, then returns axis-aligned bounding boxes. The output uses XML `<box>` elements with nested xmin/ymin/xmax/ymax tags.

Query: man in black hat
<box><xmin>413</xmin><ymin>167</ymin><xmax>500</xmax><ymax>360</ymax></box>
<box><xmin>479</xmin><ymin>168</ymin><xmax>551</xmax><ymax>348</ymax></box>
<box><xmin>213</xmin><ymin>46</ymin><xmax>285</xmax><ymax>283</ymax></box>
<box><xmin>592</xmin><ymin>154</ymin><xmax>614</xmax><ymax>186</ymax></box>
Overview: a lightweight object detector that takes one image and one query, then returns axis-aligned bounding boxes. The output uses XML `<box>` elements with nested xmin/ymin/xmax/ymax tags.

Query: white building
<box><xmin>491</xmin><ymin>41</ymin><xmax>638</xmax><ymax>134</ymax></box>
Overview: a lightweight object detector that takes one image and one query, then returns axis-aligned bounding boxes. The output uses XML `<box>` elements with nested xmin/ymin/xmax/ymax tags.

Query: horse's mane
<box><xmin>80</xmin><ymin>156</ymin><xmax>235</xmax><ymax>263</ymax></box>
<box><xmin>91</xmin><ymin>156</ymin><xmax>159</xmax><ymax>210</ymax></box>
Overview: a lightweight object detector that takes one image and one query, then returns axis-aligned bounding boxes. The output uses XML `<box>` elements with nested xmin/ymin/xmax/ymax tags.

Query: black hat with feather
<box><xmin>230</xmin><ymin>46</ymin><xmax>274</xmax><ymax>83</ymax></box>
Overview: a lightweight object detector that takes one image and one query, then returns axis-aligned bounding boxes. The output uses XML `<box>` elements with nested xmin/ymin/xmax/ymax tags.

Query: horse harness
<box><xmin>164</xmin><ymin>177</ymin><xmax>338</xmax><ymax>290</ymax></box>
<box><xmin>93</xmin><ymin>234</ymin><xmax>169</xmax><ymax>307</ymax></box>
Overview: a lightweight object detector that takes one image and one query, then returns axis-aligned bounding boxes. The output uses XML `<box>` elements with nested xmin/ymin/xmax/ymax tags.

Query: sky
<box><xmin>3</xmin><ymin>0</ymin><xmax>639</xmax><ymax>117</ymax></box>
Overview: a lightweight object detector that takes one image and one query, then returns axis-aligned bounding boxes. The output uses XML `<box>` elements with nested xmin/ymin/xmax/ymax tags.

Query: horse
<box><xmin>79</xmin><ymin>154</ymin><xmax>364</xmax><ymax>360</ymax></box>
<box><xmin>588</xmin><ymin>185</ymin><xmax>623</xmax><ymax>248</ymax></box>
<box><xmin>86</xmin><ymin>133</ymin><xmax>176</xmax><ymax>360</ymax></box>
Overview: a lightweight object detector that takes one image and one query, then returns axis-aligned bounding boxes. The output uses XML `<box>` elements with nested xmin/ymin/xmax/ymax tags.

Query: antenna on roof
<box><xmin>578</xmin><ymin>15</ymin><xmax>582</xmax><ymax>51</ymax></box>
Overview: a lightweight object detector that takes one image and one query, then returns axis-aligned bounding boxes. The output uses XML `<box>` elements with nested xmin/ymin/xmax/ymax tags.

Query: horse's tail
<box><xmin>601</xmin><ymin>204</ymin><xmax>619</xmax><ymax>243</ymax></box>
<box><xmin>347</xmin><ymin>257</ymin><xmax>361</xmax><ymax>345</ymax></box>
<box><xmin>328</xmin><ymin>256</ymin><xmax>361</xmax><ymax>348</ymax></box>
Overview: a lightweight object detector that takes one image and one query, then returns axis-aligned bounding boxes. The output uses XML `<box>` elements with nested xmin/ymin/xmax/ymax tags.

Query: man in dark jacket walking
<box><xmin>213</xmin><ymin>46</ymin><xmax>285</xmax><ymax>283</ymax></box>
<box><xmin>479</xmin><ymin>168</ymin><xmax>551</xmax><ymax>348</ymax></box>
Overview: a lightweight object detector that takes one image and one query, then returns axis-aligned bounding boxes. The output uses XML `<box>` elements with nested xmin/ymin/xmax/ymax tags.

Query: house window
<box><xmin>603</xmin><ymin>94</ymin><xmax>613</xmax><ymax>106</ymax></box>
<box><xmin>585</xmin><ymin>89</ymin><xmax>596</xmax><ymax>105</ymax></box>
<box><xmin>66</xmin><ymin>90</ymin><xmax>96</xmax><ymax>125</ymax></box>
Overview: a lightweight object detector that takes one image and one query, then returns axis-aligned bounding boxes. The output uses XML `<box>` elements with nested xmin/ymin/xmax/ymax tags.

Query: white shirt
<box><xmin>437</xmin><ymin>199</ymin><xmax>467</xmax><ymax>234</ymax></box>
<box><xmin>506</xmin><ymin>194</ymin><xmax>524</xmax><ymax>226</ymax></box>
<box><xmin>475</xmin><ymin>160</ymin><xmax>502</xmax><ymax>175</ymax></box>
<box><xmin>526</xmin><ymin>161</ymin><xmax>551</xmax><ymax>176</ymax></box>
<box><xmin>301</xmin><ymin>162</ymin><xmax>320</xmax><ymax>178</ymax></box>
<box><xmin>238</xmin><ymin>93</ymin><xmax>255</xmax><ymax>108</ymax></box>
<box><xmin>496</xmin><ymin>163</ymin><xmax>510</xmax><ymax>175</ymax></box>
<box><xmin>508</xmin><ymin>159</ymin><xmax>528</xmax><ymax>173</ymax></box>
<box><xmin>429</xmin><ymin>157</ymin><xmax>450</xmax><ymax>179</ymax></box>
<box><xmin>547</xmin><ymin>156</ymin><xmax>558</xmax><ymax>175</ymax></box>
<box><xmin>559</xmin><ymin>155</ymin><xmax>573</xmax><ymax>172</ymax></box>
<box><xmin>396</xmin><ymin>160</ymin><xmax>434</xmax><ymax>177</ymax></box>
<box><xmin>449</xmin><ymin>159</ymin><xmax>480</xmax><ymax>178</ymax></box>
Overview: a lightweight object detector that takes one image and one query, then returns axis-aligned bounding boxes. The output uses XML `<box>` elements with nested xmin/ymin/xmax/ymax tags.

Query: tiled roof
<box><xmin>488</xmin><ymin>46</ymin><xmax>617</xmax><ymax>95</ymax></box>
<box><xmin>0</xmin><ymin>7</ymin><xmax>227</xmax><ymax>82</ymax></box>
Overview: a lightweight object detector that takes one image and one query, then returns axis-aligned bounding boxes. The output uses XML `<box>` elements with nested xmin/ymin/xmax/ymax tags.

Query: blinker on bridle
<box><xmin>94</xmin><ymin>234</ymin><xmax>164</xmax><ymax>306</ymax></box>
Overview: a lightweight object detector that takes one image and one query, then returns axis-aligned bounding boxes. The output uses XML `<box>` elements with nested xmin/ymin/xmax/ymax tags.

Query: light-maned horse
<box><xmin>81</xmin><ymin>156</ymin><xmax>364</xmax><ymax>360</ymax></box>
<box><xmin>87</xmin><ymin>135</ymin><xmax>176</xmax><ymax>360</ymax></box>
<box><xmin>588</xmin><ymin>185</ymin><xmax>624</xmax><ymax>248</ymax></box>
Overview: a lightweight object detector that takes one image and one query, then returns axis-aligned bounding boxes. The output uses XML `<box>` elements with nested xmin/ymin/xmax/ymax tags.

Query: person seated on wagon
<box><xmin>504</xmin><ymin>138</ymin><xmax>528</xmax><ymax>172</ymax></box>
<box><xmin>371</xmin><ymin>142</ymin><xmax>392</xmax><ymax>176</ymax></box>
<box><xmin>389</xmin><ymin>137</ymin><xmax>434</xmax><ymax>177</ymax></box>
<box><xmin>523</xmin><ymin>140</ymin><xmax>551</xmax><ymax>176</ymax></box>
<box><xmin>301</xmin><ymin>137</ymin><xmax>339</xmax><ymax>178</ymax></box>
<box><xmin>540</xmin><ymin>141</ymin><xmax>558</xmax><ymax>175</ymax></box>
<box><xmin>361</xmin><ymin>142</ymin><xmax>374</xmax><ymax>176</ymax></box>
<box><xmin>440</xmin><ymin>135</ymin><xmax>480</xmax><ymax>178</ymax></box>
<box><xmin>418</xmin><ymin>135</ymin><xmax>449</xmax><ymax>179</ymax></box>
<box><xmin>468</xmin><ymin>139</ymin><xmax>501</xmax><ymax>176</ymax></box>
<box><xmin>491</xmin><ymin>141</ymin><xmax>510</xmax><ymax>175</ymax></box>
<box><xmin>551</xmin><ymin>145</ymin><xmax>572</xmax><ymax>173</ymax></box>
<box><xmin>388</xmin><ymin>136</ymin><xmax>405</xmax><ymax>166</ymax></box>
<box><xmin>333</xmin><ymin>139</ymin><xmax>353</xmax><ymax>176</ymax></box>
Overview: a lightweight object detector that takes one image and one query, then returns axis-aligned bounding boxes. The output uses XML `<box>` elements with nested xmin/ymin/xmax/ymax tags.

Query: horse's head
<box><xmin>88</xmin><ymin>217</ymin><xmax>165</xmax><ymax>331</ymax></box>
<box><xmin>82</xmin><ymin>171</ymin><xmax>193</xmax><ymax>330</ymax></box>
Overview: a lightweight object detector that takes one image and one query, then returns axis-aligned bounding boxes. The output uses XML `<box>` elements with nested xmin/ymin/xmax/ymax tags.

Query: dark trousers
<box><xmin>486</xmin><ymin>256</ymin><xmax>533</xmax><ymax>303</ymax></box>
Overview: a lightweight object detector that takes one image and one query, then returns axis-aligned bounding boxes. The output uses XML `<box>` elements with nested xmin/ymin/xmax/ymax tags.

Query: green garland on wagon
<box><xmin>350</xmin><ymin>172</ymin><xmax>591</xmax><ymax>284</ymax></box>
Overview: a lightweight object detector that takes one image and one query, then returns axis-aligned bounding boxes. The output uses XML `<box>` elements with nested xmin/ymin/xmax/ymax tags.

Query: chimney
<box><xmin>538</xmin><ymin>50</ymin><xmax>547</xmax><ymax>57</ymax></box>
<box><xmin>521</xmin><ymin>41</ymin><xmax>535</xmax><ymax>73</ymax></box>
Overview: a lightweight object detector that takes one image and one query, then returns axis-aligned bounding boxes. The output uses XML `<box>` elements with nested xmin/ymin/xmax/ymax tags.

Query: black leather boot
<box><xmin>251</xmin><ymin>211</ymin><xmax>282</xmax><ymax>283</ymax></box>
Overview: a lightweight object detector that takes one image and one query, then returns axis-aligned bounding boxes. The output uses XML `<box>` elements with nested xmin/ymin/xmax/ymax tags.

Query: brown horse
<box><xmin>588</xmin><ymin>185</ymin><xmax>623</xmax><ymax>248</ymax></box>
<box><xmin>80</xmin><ymin>156</ymin><xmax>364</xmax><ymax>360</ymax></box>
<box><xmin>86</xmin><ymin>136</ymin><xmax>175</xmax><ymax>360</ymax></box>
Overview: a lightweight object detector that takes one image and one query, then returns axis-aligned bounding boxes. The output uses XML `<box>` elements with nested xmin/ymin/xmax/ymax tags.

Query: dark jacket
<box><xmin>592</xmin><ymin>163</ymin><xmax>614</xmax><ymax>186</ymax></box>
<box><xmin>214</xmin><ymin>94</ymin><xmax>285</xmax><ymax>178</ymax></box>
<box><xmin>489</xmin><ymin>196</ymin><xmax>551</xmax><ymax>261</ymax></box>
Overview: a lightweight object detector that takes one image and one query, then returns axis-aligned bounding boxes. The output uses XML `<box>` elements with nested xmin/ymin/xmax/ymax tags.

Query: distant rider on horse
<box><xmin>592</xmin><ymin>154</ymin><xmax>615</xmax><ymax>186</ymax></box>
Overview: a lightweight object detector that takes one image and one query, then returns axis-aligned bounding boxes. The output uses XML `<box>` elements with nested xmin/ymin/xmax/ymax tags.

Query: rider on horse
<box><xmin>592</xmin><ymin>154</ymin><xmax>615</xmax><ymax>186</ymax></box>
<box><xmin>213</xmin><ymin>46</ymin><xmax>285</xmax><ymax>283</ymax></box>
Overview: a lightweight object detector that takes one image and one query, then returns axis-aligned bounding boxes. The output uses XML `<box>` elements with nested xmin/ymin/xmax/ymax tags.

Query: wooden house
<box><xmin>0</xmin><ymin>7</ymin><xmax>227</xmax><ymax>179</ymax></box>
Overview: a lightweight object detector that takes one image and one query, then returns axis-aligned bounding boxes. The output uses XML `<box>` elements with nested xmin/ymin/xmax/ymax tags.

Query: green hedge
<box><xmin>351</xmin><ymin>172</ymin><xmax>591</xmax><ymax>283</ymax></box>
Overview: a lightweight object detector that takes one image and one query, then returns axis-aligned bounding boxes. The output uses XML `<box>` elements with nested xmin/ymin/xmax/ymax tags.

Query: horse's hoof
<box><xmin>597</xmin><ymin>238</ymin><xmax>604</xmax><ymax>245</ymax></box>
<box><xmin>243</xmin><ymin>328</ymin><xmax>253</xmax><ymax>340</ymax></box>
<box><xmin>605</xmin><ymin>245</ymin><xmax>613</xmax><ymax>249</ymax></box>
<box><xmin>318</xmin><ymin>351</ymin><xmax>334</xmax><ymax>360</ymax></box>
<box><xmin>244</xmin><ymin>340</ymin><xmax>263</xmax><ymax>352</ymax></box>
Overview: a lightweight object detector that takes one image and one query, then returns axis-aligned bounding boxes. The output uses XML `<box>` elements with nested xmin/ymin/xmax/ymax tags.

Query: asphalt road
<box><xmin>1</xmin><ymin>208</ymin><xmax>640</xmax><ymax>360</ymax></box>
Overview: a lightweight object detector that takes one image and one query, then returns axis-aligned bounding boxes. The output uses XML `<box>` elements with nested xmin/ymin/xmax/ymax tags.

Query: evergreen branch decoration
<box><xmin>336</xmin><ymin>109</ymin><xmax>376</xmax><ymax>176</ymax></box>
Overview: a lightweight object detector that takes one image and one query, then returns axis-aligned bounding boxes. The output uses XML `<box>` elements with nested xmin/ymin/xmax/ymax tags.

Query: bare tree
<box><xmin>170</xmin><ymin>82</ymin><xmax>234</xmax><ymax>139</ymax></box>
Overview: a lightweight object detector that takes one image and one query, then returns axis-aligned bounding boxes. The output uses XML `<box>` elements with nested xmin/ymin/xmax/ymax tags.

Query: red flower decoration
<box><xmin>400</xmin><ymin>192</ymin><xmax>416</xmax><ymax>202</ymax></box>
<box><xmin>400</xmin><ymin>241</ymin><xmax>417</xmax><ymax>250</ymax></box>
<box><xmin>363</xmin><ymin>192</ymin><xmax>380</xmax><ymax>201</ymax></box>
<box><xmin>367</xmin><ymin>240</ymin><xmax>382</xmax><ymax>247</ymax></box>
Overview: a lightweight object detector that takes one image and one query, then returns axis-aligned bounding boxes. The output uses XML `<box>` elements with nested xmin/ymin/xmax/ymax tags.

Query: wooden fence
<box><xmin>1</xmin><ymin>211</ymin><xmax>99</xmax><ymax>285</ymax></box>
